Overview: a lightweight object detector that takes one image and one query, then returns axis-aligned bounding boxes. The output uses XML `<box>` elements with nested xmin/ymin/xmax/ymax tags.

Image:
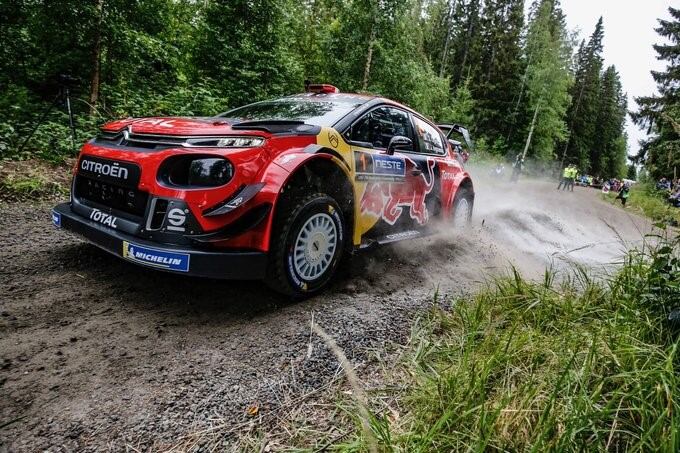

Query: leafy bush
<box><xmin>0</xmin><ymin>82</ymin><xmax>225</xmax><ymax>163</ymax></box>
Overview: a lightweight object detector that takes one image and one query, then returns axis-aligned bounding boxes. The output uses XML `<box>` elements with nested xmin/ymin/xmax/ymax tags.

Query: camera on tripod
<box><xmin>58</xmin><ymin>74</ymin><xmax>80</xmax><ymax>88</ymax></box>
<box><xmin>18</xmin><ymin>74</ymin><xmax>80</xmax><ymax>155</ymax></box>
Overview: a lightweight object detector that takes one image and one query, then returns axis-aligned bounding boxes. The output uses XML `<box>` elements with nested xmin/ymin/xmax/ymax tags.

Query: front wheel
<box><xmin>265</xmin><ymin>193</ymin><xmax>346</xmax><ymax>297</ymax></box>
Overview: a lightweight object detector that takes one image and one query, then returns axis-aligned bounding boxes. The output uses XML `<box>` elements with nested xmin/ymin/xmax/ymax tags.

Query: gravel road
<box><xmin>0</xmin><ymin>174</ymin><xmax>652</xmax><ymax>451</ymax></box>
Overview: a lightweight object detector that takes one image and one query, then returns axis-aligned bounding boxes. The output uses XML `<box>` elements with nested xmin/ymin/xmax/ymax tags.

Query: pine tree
<box><xmin>631</xmin><ymin>7</ymin><xmax>680</xmax><ymax>180</ymax></box>
<box><xmin>520</xmin><ymin>0</ymin><xmax>573</xmax><ymax>161</ymax></box>
<box><xmin>593</xmin><ymin>65</ymin><xmax>627</xmax><ymax>178</ymax></box>
<box><xmin>562</xmin><ymin>17</ymin><xmax>604</xmax><ymax>171</ymax></box>
<box><xmin>474</xmin><ymin>0</ymin><xmax>525</xmax><ymax>152</ymax></box>
<box><xmin>325</xmin><ymin>0</ymin><xmax>449</xmax><ymax>117</ymax></box>
<box><xmin>193</xmin><ymin>0</ymin><xmax>303</xmax><ymax>107</ymax></box>
<box><xmin>446</xmin><ymin>0</ymin><xmax>484</xmax><ymax>88</ymax></box>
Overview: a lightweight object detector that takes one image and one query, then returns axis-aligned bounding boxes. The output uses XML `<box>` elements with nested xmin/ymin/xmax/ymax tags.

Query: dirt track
<box><xmin>0</xmin><ymin>172</ymin><xmax>652</xmax><ymax>451</ymax></box>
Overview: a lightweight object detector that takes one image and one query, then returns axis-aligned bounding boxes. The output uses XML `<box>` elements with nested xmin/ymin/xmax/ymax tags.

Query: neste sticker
<box><xmin>122</xmin><ymin>241</ymin><xmax>190</xmax><ymax>272</ymax></box>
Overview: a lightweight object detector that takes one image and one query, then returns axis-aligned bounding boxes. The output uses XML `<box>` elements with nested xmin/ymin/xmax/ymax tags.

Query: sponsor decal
<box><xmin>52</xmin><ymin>210</ymin><xmax>61</xmax><ymax>228</ymax></box>
<box><xmin>226</xmin><ymin>196</ymin><xmax>244</xmax><ymax>209</ymax></box>
<box><xmin>360</xmin><ymin>158</ymin><xmax>437</xmax><ymax>225</ymax></box>
<box><xmin>328</xmin><ymin>205</ymin><xmax>343</xmax><ymax>242</ymax></box>
<box><xmin>354</xmin><ymin>152</ymin><xmax>406</xmax><ymax>182</ymax></box>
<box><xmin>134</xmin><ymin>118</ymin><xmax>175</xmax><ymax>128</ymax></box>
<box><xmin>374</xmin><ymin>155</ymin><xmax>405</xmax><ymax>175</ymax></box>
<box><xmin>328</xmin><ymin>131</ymin><xmax>339</xmax><ymax>148</ymax></box>
<box><xmin>287</xmin><ymin>250</ymin><xmax>305</xmax><ymax>289</ymax></box>
<box><xmin>78</xmin><ymin>156</ymin><xmax>140</xmax><ymax>188</ymax></box>
<box><xmin>89</xmin><ymin>208</ymin><xmax>118</xmax><ymax>228</ymax></box>
<box><xmin>122</xmin><ymin>241</ymin><xmax>190</xmax><ymax>272</ymax></box>
<box><xmin>81</xmin><ymin>159</ymin><xmax>129</xmax><ymax>180</ymax></box>
<box><xmin>166</xmin><ymin>208</ymin><xmax>187</xmax><ymax>232</ymax></box>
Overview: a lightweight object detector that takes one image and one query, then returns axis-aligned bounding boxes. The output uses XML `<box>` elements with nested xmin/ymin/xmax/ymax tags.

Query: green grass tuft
<box><xmin>337</xmin><ymin>234</ymin><xmax>680</xmax><ymax>452</ymax></box>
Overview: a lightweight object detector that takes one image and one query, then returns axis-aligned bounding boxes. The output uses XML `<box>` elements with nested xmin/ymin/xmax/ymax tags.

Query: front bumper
<box><xmin>52</xmin><ymin>203</ymin><xmax>267</xmax><ymax>279</ymax></box>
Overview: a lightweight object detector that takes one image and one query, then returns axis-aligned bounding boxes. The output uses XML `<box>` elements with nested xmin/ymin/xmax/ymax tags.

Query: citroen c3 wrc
<box><xmin>52</xmin><ymin>84</ymin><xmax>475</xmax><ymax>296</ymax></box>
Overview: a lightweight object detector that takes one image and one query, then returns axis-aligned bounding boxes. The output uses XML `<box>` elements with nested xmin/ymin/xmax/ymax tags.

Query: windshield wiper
<box><xmin>231</xmin><ymin>119</ymin><xmax>309</xmax><ymax>133</ymax></box>
<box><xmin>234</xmin><ymin>119</ymin><xmax>305</xmax><ymax>125</ymax></box>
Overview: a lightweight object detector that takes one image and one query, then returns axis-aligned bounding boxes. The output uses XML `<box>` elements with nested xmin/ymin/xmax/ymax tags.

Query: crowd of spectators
<box><xmin>657</xmin><ymin>178</ymin><xmax>680</xmax><ymax>207</ymax></box>
<box><xmin>602</xmin><ymin>178</ymin><xmax>625</xmax><ymax>193</ymax></box>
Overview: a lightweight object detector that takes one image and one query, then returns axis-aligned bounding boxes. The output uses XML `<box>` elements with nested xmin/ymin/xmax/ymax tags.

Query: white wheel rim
<box><xmin>453</xmin><ymin>198</ymin><xmax>470</xmax><ymax>226</ymax></box>
<box><xmin>293</xmin><ymin>213</ymin><xmax>337</xmax><ymax>281</ymax></box>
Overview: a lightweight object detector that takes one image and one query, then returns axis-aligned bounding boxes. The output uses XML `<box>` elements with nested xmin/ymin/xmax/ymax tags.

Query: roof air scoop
<box><xmin>304</xmin><ymin>80</ymin><xmax>339</xmax><ymax>94</ymax></box>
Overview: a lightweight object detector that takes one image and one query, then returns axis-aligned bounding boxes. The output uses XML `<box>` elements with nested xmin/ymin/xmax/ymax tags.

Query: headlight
<box><xmin>158</xmin><ymin>155</ymin><xmax>234</xmax><ymax>188</ymax></box>
<box><xmin>184</xmin><ymin>136</ymin><xmax>265</xmax><ymax>148</ymax></box>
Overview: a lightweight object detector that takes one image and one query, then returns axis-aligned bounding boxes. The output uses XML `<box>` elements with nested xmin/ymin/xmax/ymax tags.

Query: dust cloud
<box><xmin>346</xmin><ymin>163</ymin><xmax>654</xmax><ymax>298</ymax></box>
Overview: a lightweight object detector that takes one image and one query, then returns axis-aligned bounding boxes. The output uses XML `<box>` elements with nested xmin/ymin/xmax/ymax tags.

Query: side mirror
<box><xmin>387</xmin><ymin>136</ymin><xmax>412</xmax><ymax>155</ymax></box>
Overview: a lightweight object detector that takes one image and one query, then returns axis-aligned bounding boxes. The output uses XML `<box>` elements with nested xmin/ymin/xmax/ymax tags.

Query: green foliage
<box><xmin>192</xmin><ymin>0</ymin><xmax>303</xmax><ymax>107</ymax></box>
<box><xmin>439</xmin><ymin>77</ymin><xmax>475</xmax><ymax>126</ymax></box>
<box><xmin>593</xmin><ymin>66</ymin><xmax>628</xmax><ymax>178</ymax></box>
<box><xmin>0</xmin><ymin>0</ymin><xmax>632</xmax><ymax>172</ymax></box>
<box><xmin>522</xmin><ymin>0</ymin><xmax>573</xmax><ymax>160</ymax></box>
<box><xmin>565</xmin><ymin>18</ymin><xmax>604</xmax><ymax>170</ymax></box>
<box><xmin>0</xmin><ymin>159</ymin><xmax>71</xmax><ymax>200</ymax></box>
<box><xmin>339</xmin><ymin>236</ymin><xmax>680</xmax><ymax>451</ymax></box>
<box><xmin>632</xmin><ymin>7</ymin><xmax>680</xmax><ymax>180</ymax></box>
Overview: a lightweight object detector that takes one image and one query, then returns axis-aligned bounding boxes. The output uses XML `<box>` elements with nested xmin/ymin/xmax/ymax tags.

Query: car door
<box><xmin>396</xmin><ymin>114</ymin><xmax>455</xmax><ymax>225</ymax></box>
<box><xmin>345</xmin><ymin>106</ymin><xmax>417</xmax><ymax>244</ymax></box>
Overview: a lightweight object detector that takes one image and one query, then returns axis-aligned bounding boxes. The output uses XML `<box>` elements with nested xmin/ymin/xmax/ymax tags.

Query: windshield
<box><xmin>219</xmin><ymin>98</ymin><xmax>362</xmax><ymax>127</ymax></box>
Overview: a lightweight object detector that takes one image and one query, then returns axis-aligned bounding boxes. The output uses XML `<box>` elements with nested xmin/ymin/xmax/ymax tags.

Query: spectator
<box><xmin>557</xmin><ymin>165</ymin><xmax>570</xmax><ymax>190</ymax></box>
<box><xmin>616</xmin><ymin>183</ymin><xmax>631</xmax><ymax>207</ymax></box>
<box><xmin>567</xmin><ymin>165</ymin><xmax>578</xmax><ymax>191</ymax></box>
<box><xmin>657</xmin><ymin>177</ymin><xmax>671</xmax><ymax>192</ymax></box>
<box><xmin>510</xmin><ymin>154</ymin><xmax>524</xmax><ymax>183</ymax></box>
<box><xmin>669</xmin><ymin>184</ymin><xmax>680</xmax><ymax>208</ymax></box>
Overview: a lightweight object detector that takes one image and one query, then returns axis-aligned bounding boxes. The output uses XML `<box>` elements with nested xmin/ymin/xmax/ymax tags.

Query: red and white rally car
<box><xmin>53</xmin><ymin>84</ymin><xmax>474</xmax><ymax>296</ymax></box>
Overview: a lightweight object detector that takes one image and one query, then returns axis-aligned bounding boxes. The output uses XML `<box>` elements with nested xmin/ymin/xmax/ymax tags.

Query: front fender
<box><xmin>262</xmin><ymin>149</ymin><xmax>352</xmax><ymax>249</ymax></box>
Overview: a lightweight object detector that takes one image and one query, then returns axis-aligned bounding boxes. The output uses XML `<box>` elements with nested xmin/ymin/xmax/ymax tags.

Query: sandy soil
<box><xmin>0</xmin><ymin>170</ymin><xmax>653</xmax><ymax>451</ymax></box>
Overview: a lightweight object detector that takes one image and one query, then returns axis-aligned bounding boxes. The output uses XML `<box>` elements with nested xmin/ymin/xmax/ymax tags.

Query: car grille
<box><xmin>95</xmin><ymin>130</ymin><xmax>189</xmax><ymax>150</ymax></box>
<box><xmin>74</xmin><ymin>175</ymin><xmax>148</xmax><ymax>218</ymax></box>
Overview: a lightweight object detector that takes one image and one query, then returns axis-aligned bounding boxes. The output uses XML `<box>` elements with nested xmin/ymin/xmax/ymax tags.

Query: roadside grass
<box><xmin>604</xmin><ymin>184</ymin><xmax>680</xmax><ymax>226</ymax></box>
<box><xmin>0</xmin><ymin>158</ymin><xmax>71</xmax><ymax>201</ymax></box>
<box><xmin>333</xmin><ymin>234</ymin><xmax>680</xmax><ymax>452</ymax></box>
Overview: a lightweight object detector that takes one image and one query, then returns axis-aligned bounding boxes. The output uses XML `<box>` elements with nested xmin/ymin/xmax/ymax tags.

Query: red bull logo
<box><xmin>360</xmin><ymin>158</ymin><xmax>436</xmax><ymax>225</ymax></box>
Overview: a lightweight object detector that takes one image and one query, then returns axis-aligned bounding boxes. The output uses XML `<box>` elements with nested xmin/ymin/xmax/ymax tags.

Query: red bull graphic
<box><xmin>360</xmin><ymin>158</ymin><xmax>436</xmax><ymax>225</ymax></box>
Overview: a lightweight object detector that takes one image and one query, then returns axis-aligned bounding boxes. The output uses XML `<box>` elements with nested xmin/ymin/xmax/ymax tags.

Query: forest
<box><xmin>0</xmin><ymin>0</ymin><xmax>674</xmax><ymax>180</ymax></box>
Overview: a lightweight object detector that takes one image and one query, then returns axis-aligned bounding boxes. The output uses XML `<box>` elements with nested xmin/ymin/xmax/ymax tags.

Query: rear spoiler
<box><xmin>438</xmin><ymin>124</ymin><xmax>474</xmax><ymax>152</ymax></box>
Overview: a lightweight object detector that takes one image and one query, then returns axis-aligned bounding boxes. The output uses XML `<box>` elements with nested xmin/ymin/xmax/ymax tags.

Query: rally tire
<box><xmin>266</xmin><ymin>193</ymin><xmax>346</xmax><ymax>297</ymax></box>
<box><xmin>452</xmin><ymin>186</ymin><xmax>474</xmax><ymax>228</ymax></box>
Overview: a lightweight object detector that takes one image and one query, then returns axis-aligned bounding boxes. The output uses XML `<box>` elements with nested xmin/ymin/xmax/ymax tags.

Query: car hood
<box><xmin>101</xmin><ymin>117</ymin><xmax>245</xmax><ymax>136</ymax></box>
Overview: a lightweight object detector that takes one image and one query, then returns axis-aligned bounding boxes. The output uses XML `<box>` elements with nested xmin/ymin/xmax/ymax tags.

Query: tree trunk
<box><xmin>89</xmin><ymin>0</ymin><xmax>105</xmax><ymax>115</ymax></box>
<box><xmin>362</xmin><ymin>25</ymin><xmax>376</xmax><ymax>91</ymax></box>
<box><xmin>522</xmin><ymin>101</ymin><xmax>540</xmax><ymax>160</ymax></box>
<box><xmin>439</xmin><ymin>1</ymin><xmax>456</xmax><ymax>78</ymax></box>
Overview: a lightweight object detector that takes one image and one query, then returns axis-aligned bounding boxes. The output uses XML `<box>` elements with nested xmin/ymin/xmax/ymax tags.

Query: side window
<box><xmin>413</xmin><ymin>117</ymin><xmax>445</xmax><ymax>155</ymax></box>
<box><xmin>349</xmin><ymin>107</ymin><xmax>414</xmax><ymax>150</ymax></box>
